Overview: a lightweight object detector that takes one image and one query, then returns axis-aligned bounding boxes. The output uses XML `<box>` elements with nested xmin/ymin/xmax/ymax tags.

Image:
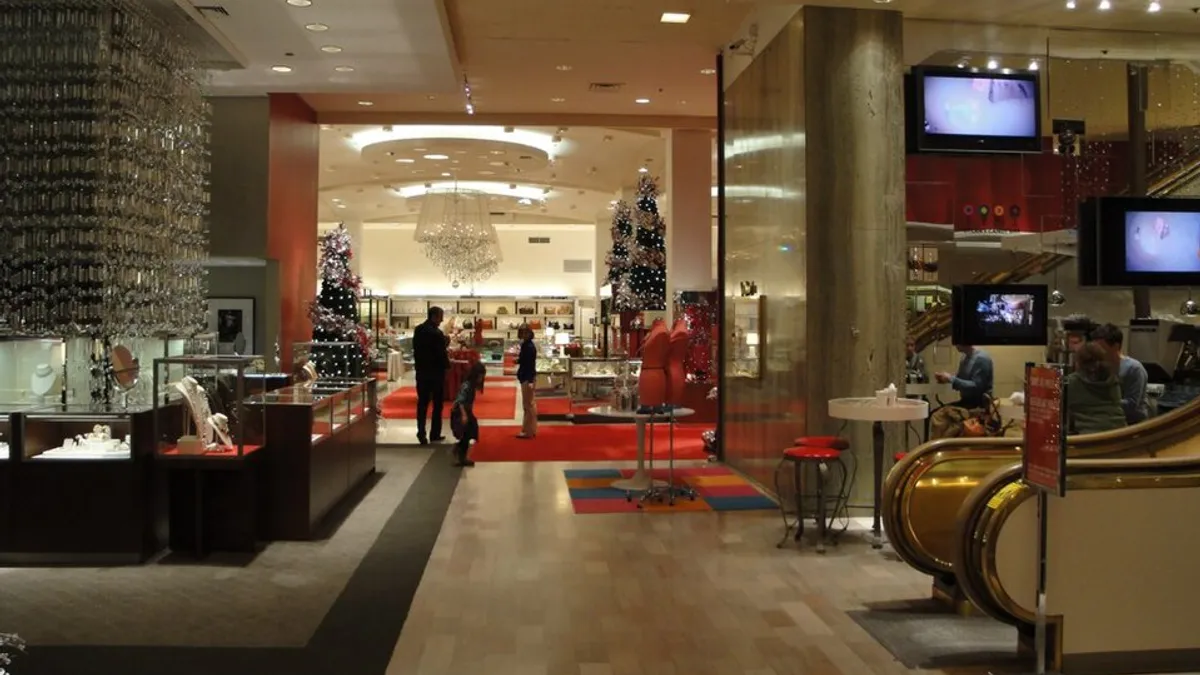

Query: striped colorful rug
<box><xmin>563</xmin><ymin>466</ymin><xmax>777</xmax><ymax>514</ymax></box>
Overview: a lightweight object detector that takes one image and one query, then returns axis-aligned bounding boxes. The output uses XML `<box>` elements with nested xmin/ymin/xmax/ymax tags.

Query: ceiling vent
<box><xmin>194</xmin><ymin>5</ymin><xmax>230</xmax><ymax>16</ymax></box>
<box><xmin>488</xmin><ymin>211</ymin><xmax>506</xmax><ymax>217</ymax></box>
<box><xmin>527</xmin><ymin>236</ymin><xmax>551</xmax><ymax>244</ymax></box>
<box><xmin>563</xmin><ymin>259</ymin><xmax>592</xmax><ymax>274</ymax></box>
<box><xmin>588</xmin><ymin>82</ymin><xmax>624</xmax><ymax>93</ymax></box>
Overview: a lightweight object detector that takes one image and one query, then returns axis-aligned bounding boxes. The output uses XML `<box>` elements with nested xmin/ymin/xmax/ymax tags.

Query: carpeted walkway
<box><xmin>379</xmin><ymin>385</ymin><xmax>517</xmax><ymax>420</ymax></box>
<box><xmin>467</xmin><ymin>423</ymin><xmax>709</xmax><ymax>462</ymax></box>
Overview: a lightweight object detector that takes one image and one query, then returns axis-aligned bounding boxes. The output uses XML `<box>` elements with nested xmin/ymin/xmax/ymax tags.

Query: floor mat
<box><xmin>468</xmin><ymin>423</ymin><xmax>709</xmax><ymax>462</ymax></box>
<box><xmin>847</xmin><ymin>598</ymin><xmax>1027</xmax><ymax>669</ymax></box>
<box><xmin>562</xmin><ymin>466</ymin><xmax>776</xmax><ymax>514</ymax></box>
<box><xmin>379</xmin><ymin>386</ymin><xmax>516</xmax><ymax>420</ymax></box>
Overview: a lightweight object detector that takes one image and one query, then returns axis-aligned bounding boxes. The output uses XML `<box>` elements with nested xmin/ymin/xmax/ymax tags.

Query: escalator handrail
<box><xmin>884</xmin><ymin>389</ymin><xmax>1200</xmax><ymax>578</ymax></box>
<box><xmin>953</xmin><ymin>454</ymin><xmax>1200</xmax><ymax>629</ymax></box>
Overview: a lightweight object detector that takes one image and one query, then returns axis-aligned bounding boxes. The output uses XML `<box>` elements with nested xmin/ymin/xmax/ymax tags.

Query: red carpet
<box><xmin>468</xmin><ymin>424</ymin><xmax>710</xmax><ymax>462</ymax></box>
<box><xmin>380</xmin><ymin>385</ymin><xmax>517</xmax><ymax>420</ymax></box>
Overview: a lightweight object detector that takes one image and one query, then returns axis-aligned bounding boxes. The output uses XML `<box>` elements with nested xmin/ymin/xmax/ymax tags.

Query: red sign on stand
<box><xmin>1023</xmin><ymin>364</ymin><xmax>1067</xmax><ymax>496</ymax></box>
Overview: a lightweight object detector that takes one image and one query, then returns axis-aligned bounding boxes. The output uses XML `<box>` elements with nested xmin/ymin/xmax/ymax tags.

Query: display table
<box><xmin>588</xmin><ymin>406</ymin><xmax>694</xmax><ymax>492</ymax></box>
<box><xmin>828</xmin><ymin>397</ymin><xmax>928</xmax><ymax>549</ymax></box>
<box><xmin>387</xmin><ymin>351</ymin><xmax>405</xmax><ymax>381</ymax></box>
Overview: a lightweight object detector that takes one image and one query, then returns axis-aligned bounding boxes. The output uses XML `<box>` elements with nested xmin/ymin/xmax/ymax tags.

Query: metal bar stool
<box><xmin>775</xmin><ymin>436</ymin><xmax>849</xmax><ymax>554</ymax></box>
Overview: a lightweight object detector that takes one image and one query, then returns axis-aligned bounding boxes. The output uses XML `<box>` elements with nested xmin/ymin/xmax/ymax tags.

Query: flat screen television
<box><xmin>908</xmin><ymin>67</ymin><xmax>1042</xmax><ymax>154</ymax></box>
<box><xmin>1078</xmin><ymin>196</ymin><xmax>1200</xmax><ymax>287</ymax></box>
<box><xmin>951</xmin><ymin>284</ymin><xmax>1049</xmax><ymax>347</ymax></box>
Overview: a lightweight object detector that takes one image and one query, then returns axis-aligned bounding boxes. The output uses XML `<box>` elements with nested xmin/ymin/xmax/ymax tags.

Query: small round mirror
<box><xmin>111</xmin><ymin>345</ymin><xmax>140</xmax><ymax>391</ymax></box>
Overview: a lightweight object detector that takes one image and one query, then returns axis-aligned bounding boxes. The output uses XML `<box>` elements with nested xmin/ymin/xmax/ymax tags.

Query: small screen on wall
<box><xmin>923</xmin><ymin>75</ymin><xmax>1038</xmax><ymax>139</ymax></box>
<box><xmin>1124</xmin><ymin>211</ymin><xmax>1200</xmax><ymax>274</ymax></box>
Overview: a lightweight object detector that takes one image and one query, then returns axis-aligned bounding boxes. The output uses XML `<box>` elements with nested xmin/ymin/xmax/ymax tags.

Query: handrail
<box><xmin>953</xmin><ymin>454</ymin><xmax>1200</xmax><ymax>629</ymax></box>
<box><xmin>882</xmin><ymin>386</ymin><xmax>1200</xmax><ymax>579</ymax></box>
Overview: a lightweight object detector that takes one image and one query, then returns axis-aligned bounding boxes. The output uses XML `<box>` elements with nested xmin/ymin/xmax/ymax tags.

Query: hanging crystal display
<box><xmin>413</xmin><ymin>189</ymin><xmax>502</xmax><ymax>286</ymax></box>
<box><xmin>0</xmin><ymin>0</ymin><xmax>210</xmax><ymax>339</ymax></box>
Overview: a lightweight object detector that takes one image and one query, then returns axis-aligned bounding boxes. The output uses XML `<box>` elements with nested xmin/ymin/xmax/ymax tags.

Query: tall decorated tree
<box><xmin>626</xmin><ymin>175</ymin><xmax>667</xmax><ymax>311</ymax></box>
<box><xmin>308</xmin><ymin>225</ymin><xmax>369</xmax><ymax>377</ymax></box>
<box><xmin>605</xmin><ymin>200</ymin><xmax>635</xmax><ymax>310</ymax></box>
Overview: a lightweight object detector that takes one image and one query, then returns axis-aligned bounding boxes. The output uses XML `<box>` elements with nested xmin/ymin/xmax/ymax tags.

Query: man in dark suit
<box><xmin>413</xmin><ymin>306</ymin><xmax>450</xmax><ymax>445</ymax></box>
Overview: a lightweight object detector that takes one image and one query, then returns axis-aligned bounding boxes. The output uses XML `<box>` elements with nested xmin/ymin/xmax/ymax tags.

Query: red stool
<box><xmin>775</xmin><ymin>445</ymin><xmax>845</xmax><ymax>554</ymax></box>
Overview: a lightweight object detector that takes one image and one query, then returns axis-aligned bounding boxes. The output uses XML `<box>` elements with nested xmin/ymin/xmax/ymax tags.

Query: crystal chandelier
<box><xmin>414</xmin><ymin>188</ymin><xmax>502</xmax><ymax>287</ymax></box>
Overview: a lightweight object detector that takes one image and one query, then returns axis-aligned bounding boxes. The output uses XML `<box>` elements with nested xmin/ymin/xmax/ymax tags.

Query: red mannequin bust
<box><xmin>638</xmin><ymin>319</ymin><xmax>669</xmax><ymax>408</ymax></box>
<box><xmin>667</xmin><ymin>319</ymin><xmax>688</xmax><ymax>404</ymax></box>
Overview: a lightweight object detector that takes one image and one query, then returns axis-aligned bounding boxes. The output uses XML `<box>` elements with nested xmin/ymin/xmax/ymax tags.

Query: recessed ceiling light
<box><xmin>1148</xmin><ymin>0</ymin><xmax>1161</xmax><ymax>11</ymax></box>
<box><xmin>441</xmin><ymin>172</ymin><xmax>452</xmax><ymax>177</ymax></box>
<box><xmin>1000</xmin><ymin>68</ymin><xmax>1012</xmax><ymax>74</ymax></box>
<box><xmin>489</xmin><ymin>161</ymin><xmax>506</xmax><ymax>166</ymax></box>
<box><xmin>1028</xmin><ymin>60</ymin><xmax>1040</xmax><ymax>71</ymax></box>
<box><xmin>320</xmin><ymin>45</ymin><xmax>342</xmax><ymax>53</ymax></box>
<box><xmin>335</xmin><ymin>204</ymin><xmax>346</xmax><ymax>209</ymax></box>
<box><xmin>638</xmin><ymin>167</ymin><xmax>649</xmax><ymax>173</ymax></box>
<box><xmin>556</xmin><ymin>65</ymin><xmax>572</xmax><ymax>71</ymax></box>
<box><xmin>635</xmin><ymin>98</ymin><xmax>651</xmax><ymax>104</ymax></box>
<box><xmin>986</xmin><ymin>58</ymin><xmax>999</xmax><ymax>70</ymax></box>
<box><xmin>320</xmin><ymin>124</ymin><xmax>332</xmax><ymax>130</ymax></box>
<box><xmin>660</xmin><ymin>12</ymin><xmax>690</xmax><ymax>23</ymax></box>
<box><xmin>305</xmin><ymin>23</ymin><xmax>329</xmax><ymax>31</ymax></box>
<box><xmin>551</xmin><ymin>97</ymin><xmax>566</xmax><ymax>103</ymax></box>
<box><xmin>395</xmin><ymin>158</ymin><xmax>415</xmax><ymax>163</ymax></box>
<box><xmin>357</xmin><ymin>100</ymin><xmax>373</xmax><ymax>106</ymax></box>
<box><xmin>286</xmin><ymin>0</ymin><xmax>312</xmax><ymax>6</ymax></box>
<box><xmin>424</xmin><ymin>154</ymin><xmax>450</xmax><ymax>160</ymax></box>
<box><xmin>271</xmin><ymin>65</ymin><xmax>293</xmax><ymax>73</ymax></box>
<box><xmin>1065</xmin><ymin>0</ymin><xmax>1076</xmax><ymax>7</ymax></box>
<box><xmin>334</xmin><ymin>66</ymin><xmax>354</xmax><ymax>72</ymax></box>
<box><xmin>1098</xmin><ymin>0</ymin><xmax>1111</xmax><ymax>9</ymax></box>
<box><xmin>480</xmin><ymin>170</ymin><xmax>495</xmax><ymax>175</ymax></box>
<box><xmin>700</xmin><ymin>68</ymin><xmax>716</xmax><ymax>75</ymax></box>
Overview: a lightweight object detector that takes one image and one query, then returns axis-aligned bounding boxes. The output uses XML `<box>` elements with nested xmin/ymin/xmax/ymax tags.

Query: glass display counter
<box><xmin>567</xmin><ymin>358</ymin><xmax>641</xmax><ymax>416</ymax></box>
<box><xmin>0</xmin><ymin>337</ymin><xmax>66</xmax><ymax>405</ymax></box>
<box><xmin>245</xmin><ymin>379</ymin><xmax>377</xmax><ymax>540</ymax></box>
<box><xmin>152</xmin><ymin>355</ymin><xmax>265</xmax><ymax>459</ymax></box>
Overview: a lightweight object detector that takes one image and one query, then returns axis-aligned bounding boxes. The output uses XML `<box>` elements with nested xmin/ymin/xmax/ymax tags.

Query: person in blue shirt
<box><xmin>451</xmin><ymin>362</ymin><xmax>487</xmax><ymax>467</ymax></box>
<box><xmin>516</xmin><ymin>325</ymin><xmax>539</xmax><ymax>439</ymax></box>
<box><xmin>935</xmin><ymin>344</ymin><xmax>995</xmax><ymax>410</ymax></box>
<box><xmin>1090</xmin><ymin>323</ymin><xmax>1152</xmax><ymax>424</ymax></box>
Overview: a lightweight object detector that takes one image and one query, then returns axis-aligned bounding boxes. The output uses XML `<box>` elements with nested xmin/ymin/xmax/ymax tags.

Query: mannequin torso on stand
<box><xmin>638</xmin><ymin>319</ymin><xmax>669</xmax><ymax>409</ymax></box>
<box><xmin>667</xmin><ymin>320</ymin><xmax>688</xmax><ymax>405</ymax></box>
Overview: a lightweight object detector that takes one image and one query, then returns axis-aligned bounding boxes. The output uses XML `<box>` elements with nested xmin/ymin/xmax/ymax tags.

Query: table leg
<box><xmin>872</xmin><ymin>420</ymin><xmax>884</xmax><ymax>549</ymax></box>
<box><xmin>612</xmin><ymin>419</ymin><xmax>662</xmax><ymax>492</ymax></box>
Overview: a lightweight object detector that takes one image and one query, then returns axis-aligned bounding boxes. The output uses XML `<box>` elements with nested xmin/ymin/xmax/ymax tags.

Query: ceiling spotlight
<box><xmin>441</xmin><ymin>172</ymin><xmax>452</xmax><ymax>177</ymax></box>
<box><xmin>334</xmin><ymin>66</ymin><xmax>354</xmax><ymax>72</ymax></box>
<box><xmin>556</xmin><ymin>64</ymin><xmax>573</xmax><ymax>71</ymax></box>
<box><xmin>335</xmin><ymin>204</ymin><xmax>346</xmax><ymax>209</ymax></box>
<box><xmin>1001</xmin><ymin>68</ymin><xmax>1012</xmax><ymax>74</ymax></box>
<box><xmin>320</xmin><ymin>45</ymin><xmax>342</xmax><ymax>53</ymax></box>
<box><xmin>661</xmin><ymin>12</ymin><xmax>691</xmax><ymax>23</ymax></box>
<box><xmin>700</xmin><ymin>68</ymin><xmax>716</xmax><ymax>75</ymax></box>
<box><xmin>1148</xmin><ymin>0</ymin><xmax>1161</xmax><ymax>10</ymax></box>
<box><xmin>986</xmin><ymin>58</ymin><xmax>999</xmax><ymax>70</ymax></box>
<box><xmin>956</xmin><ymin>62</ymin><xmax>966</xmax><ymax>69</ymax></box>
<box><xmin>551</xmin><ymin>97</ymin><xmax>565</xmax><ymax>103</ymax></box>
<box><xmin>271</xmin><ymin>65</ymin><xmax>292</xmax><ymax>73</ymax></box>
<box><xmin>304</xmin><ymin>23</ymin><xmax>329</xmax><ymax>31</ymax></box>
<box><xmin>1066</xmin><ymin>0</ymin><xmax>1076</xmax><ymax>7</ymax></box>
<box><xmin>518</xmin><ymin>198</ymin><xmax>533</xmax><ymax>205</ymax></box>
<box><xmin>395</xmin><ymin>158</ymin><xmax>414</xmax><ymax>163</ymax></box>
<box><xmin>286</xmin><ymin>0</ymin><xmax>312</xmax><ymax>6</ymax></box>
<box><xmin>1029</xmin><ymin>59</ymin><xmax>1040</xmax><ymax>71</ymax></box>
<box><xmin>1098</xmin><ymin>0</ymin><xmax>1111</xmax><ymax>9</ymax></box>
<box><xmin>423</xmin><ymin>154</ymin><xmax>449</xmax><ymax>160</ymax></box>
<box><xmin>638</xmin><ymin>166</ymin><xmax>649</xmax><ymax>173</ymax></box>
<box><xmin>635</xmin><ymin>98</ymin><xmax>651</xmax><ymax>104</ymax></box>
<box><xmin>357</xmin><ymin>100</ymin><xmax>373</xmax><ymax>106</ymax></box>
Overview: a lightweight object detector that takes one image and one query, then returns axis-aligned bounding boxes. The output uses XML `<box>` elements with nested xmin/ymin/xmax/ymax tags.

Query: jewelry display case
<box><xmin>728</xmin><ymin>296</ymin><xmax>765</xmax><ymax>380</ymax></box>
<box><xmin>566</xmin><ymin>358</ymin><xmax>634</xmax><ymax>416</ymax></box>
<box><xmin>2</xmin><ymin>404</ymin><xmax>165</xmax><ymax>564</ymax></box>
<box><xmin>0</xmin><ymin>337</ymin><xmax>67</xmax><ymax>405</ymax></box>
<box><xmin>152</xmin><ymin>355</ymin><xmax>265</xmax><ymax>459</ymax></box>
<box><xmin>245</xmin><ymin>378</ymin><xmax>377</xmax><ymax>540</ymax></box>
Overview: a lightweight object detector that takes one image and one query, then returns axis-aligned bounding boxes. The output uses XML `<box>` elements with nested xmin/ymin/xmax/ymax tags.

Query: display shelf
<box><xmin>245</xmin><ymin>379</ymin><xmax>377</xmax><ymax>540</ymax></box>
<box><xmin>387</xmin><ymin>296</ymin><xmax>578</xmax><ymax>335</ymax></box>
<box><xmin>2</xmin><ymin>404</ymin><xmax>165</xmax><ymax>564</ymax></box>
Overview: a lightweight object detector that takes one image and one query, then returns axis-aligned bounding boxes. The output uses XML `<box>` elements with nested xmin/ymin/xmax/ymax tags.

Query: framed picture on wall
<box><xmin>207</xmin><ymin>297</ymin><xmax>256</xmax><ymax>355</ymax></box>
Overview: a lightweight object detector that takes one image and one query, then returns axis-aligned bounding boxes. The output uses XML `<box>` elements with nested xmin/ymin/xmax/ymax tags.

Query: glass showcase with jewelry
<box><xmin>152</xmin><ymin>355</ymin><xmax>264</xmax><ymax>458</ymax></box>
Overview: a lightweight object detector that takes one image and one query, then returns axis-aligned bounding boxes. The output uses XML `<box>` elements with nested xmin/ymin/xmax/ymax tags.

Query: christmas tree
<box><xmin>605</xmin><ymin>200</ymin><xmax>634</xmax><ymax>309</ymax></box>
<box><xmin>308</xmin><ymin>225</ymin><xmax>370</xmax><ymax>378</ymax></box>
<box><xmin>626</xmin><ymin>175</ymin><xmax>667</xmax><ymax>311</ymax></box>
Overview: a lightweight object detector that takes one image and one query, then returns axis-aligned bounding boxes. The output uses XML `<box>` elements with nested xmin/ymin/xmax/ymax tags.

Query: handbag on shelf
<box><xmin>518</xmin><ymin>306</ymin><xmax>535</xmax><ymax>315</ymax></box>
<box><xmin>497</xmin><ymin>306</ymin><xmax>509</xmax><ymax>315</ymax></box>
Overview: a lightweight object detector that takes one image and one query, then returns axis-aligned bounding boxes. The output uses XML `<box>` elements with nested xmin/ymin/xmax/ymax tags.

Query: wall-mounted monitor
<box><xmin>1078</xmin><ymin>196</ymin><xmax>1200</xmax><ymax>287</ymax></box>
<box><xmin>951</xmin><ymin>284</ymin><xmax>1049</xmax><ymax>347</ymax></box>
<box><xmin>907</xmin><ymin>67</ymin><xmax>1043</xmax><ymax>155</ymax></box>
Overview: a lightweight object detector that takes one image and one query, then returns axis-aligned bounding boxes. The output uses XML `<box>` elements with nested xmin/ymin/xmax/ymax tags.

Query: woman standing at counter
<box><xmin>516</xmin><ymin>325</ymin><xmax>538</xmax><ymax>439</ymax></box>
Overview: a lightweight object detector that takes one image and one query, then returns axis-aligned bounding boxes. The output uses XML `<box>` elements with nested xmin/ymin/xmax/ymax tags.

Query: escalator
<box><xmin>889</xmin><ymin>151</ymin><xmax>1200</xmax><ymax>586</ymax></box>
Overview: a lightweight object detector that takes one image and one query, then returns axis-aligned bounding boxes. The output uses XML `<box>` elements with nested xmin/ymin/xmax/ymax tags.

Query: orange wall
<box><xmin>267</xmin><ymin>94</ymin><xmax>319</xmax><ymax>369</ymax></box>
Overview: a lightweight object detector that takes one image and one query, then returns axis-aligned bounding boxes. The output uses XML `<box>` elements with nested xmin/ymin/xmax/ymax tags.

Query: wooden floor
<box><xmin>385</xmin><ymin>459</ymin><xmax>938</xmax><ymax>675</ymax></box>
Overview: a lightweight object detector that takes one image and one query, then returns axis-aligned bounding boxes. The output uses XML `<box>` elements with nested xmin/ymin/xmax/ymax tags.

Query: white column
<box><xmin>665</xmin><ymin>129</ymin><xmax>715</xmax><ymax>321</ymax></box>
<box><xmin>344</xmin><ymin>220</ymin><xmax>365</xmax><ymax>277</ymax></box>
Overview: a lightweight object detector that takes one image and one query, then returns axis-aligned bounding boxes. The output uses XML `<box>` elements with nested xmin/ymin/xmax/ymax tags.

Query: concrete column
<box><xmin>345</xmin><ymin>220</ymin><xmax>365</xmax><ymax>277</ymax></box>
<box><xmin>666</xmin><ymin>129</ymin><xmax>715</xmax><ymax>320</ymax></box>
<box><xmin>803</xmin><ymin>7</ymin><xmax>907</xmax><ymax>506</ymax></box>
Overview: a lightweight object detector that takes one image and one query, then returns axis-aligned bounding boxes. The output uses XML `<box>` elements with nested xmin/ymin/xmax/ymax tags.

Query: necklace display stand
<box><xmin>174</xmin><ymin>376</ymin><xmax>215</xmax><ymax>454</ymax></box>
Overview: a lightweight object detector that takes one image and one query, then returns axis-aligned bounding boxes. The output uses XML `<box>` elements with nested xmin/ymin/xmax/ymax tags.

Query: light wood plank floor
<box><xmin>387</xmin><ymin>459</ymin><xmax>938</xmax><ymax>675</ymax></box>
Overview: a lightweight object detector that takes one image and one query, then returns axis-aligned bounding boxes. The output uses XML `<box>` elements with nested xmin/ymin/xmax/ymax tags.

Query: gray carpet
<box><xmin>849</xmin><ymin>599</ymin><xmax>1030</xmax><ymax>669</ymax></box>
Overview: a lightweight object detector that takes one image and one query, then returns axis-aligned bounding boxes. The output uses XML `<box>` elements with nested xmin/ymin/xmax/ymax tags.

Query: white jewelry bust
<box><xmin>174</xmin><ymin>376</ymin><xmax>215</xmax><ymax>452</ymax></box>
<box><xmin>208</xmin><ymin>413</ymin><xmax>233</xmax><ymax>448</ymax></box>
<box><xmin>30</xmin><ymin>363</ymin><xmax>57</xmax><ymax>398</ymax></box>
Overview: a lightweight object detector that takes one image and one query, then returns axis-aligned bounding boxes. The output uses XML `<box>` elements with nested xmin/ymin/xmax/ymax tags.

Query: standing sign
<box><xmin>1023</xmin><ymin>363</ymin><xmax>1067</xmax><ymax>497</ymax></box>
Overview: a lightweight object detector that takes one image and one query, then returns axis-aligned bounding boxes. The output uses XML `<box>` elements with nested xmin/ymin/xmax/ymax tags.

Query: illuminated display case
<box><xmin>0</xmin><ymin>337</ymin><xmax>66</xmax><ymax>405</ymax></box>
<box><xmin>245</xmin><ymin>379</ymin><xmax>377</xmax><ymax>540</ymax></box>
<box><xmin>567</xmin><ymin>358</ymin><xmax>641</xmax><ymax>417</ymax></box>
<box><xmin>152</xmin><ymin>355</ymin><xmax>265</xmax><ymax>459</ymax></box>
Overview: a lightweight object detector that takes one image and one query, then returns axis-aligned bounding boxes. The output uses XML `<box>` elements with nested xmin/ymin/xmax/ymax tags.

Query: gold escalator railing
<box><xmin>954</xmin><ymin>453</ymin><xmax>1200</xmax><ymax>632</ymax></box>
<box><xmin>882</xmin><ymin>393</ymin><xmax>1200</xmax><ymax>582</ymax></box>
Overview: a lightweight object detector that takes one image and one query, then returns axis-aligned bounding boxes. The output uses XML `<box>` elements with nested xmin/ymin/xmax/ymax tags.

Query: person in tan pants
<box><xmin>516</xmin><ymin>326</ymin><xmax>538</xmax><ymax>439</ymax></box>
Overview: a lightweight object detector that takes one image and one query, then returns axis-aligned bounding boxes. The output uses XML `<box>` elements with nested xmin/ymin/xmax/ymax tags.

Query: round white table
<box><xmin>828</xmin><ymin>397</ymin><xmax>929</xmax><ymax>548</ymax></box>
<box><xmin>588</xmin><ymin>406</ymin><xmax>695</xmax><ymax>492</ymax></box>
<box><xmin>386</xmin><ymin>352</ymin><xmax>406</xmax><ymax>382</ymax></box>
